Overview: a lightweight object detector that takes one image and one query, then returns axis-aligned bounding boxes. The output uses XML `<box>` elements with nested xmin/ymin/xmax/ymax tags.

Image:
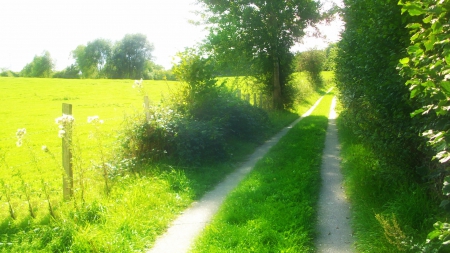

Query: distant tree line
<box><xmin>0</xmin><ymin>34</ymin><xmax>175</xmax><ymax>80</ymax></box>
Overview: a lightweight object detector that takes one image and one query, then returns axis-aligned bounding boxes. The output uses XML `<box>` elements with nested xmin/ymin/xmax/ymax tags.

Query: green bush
<box><xmin>0</xmin><ymin>69</ymin><xmax>19</xmax><ymax>77</ymax></box>
<box><xmin>119</xmin><ymin>87</ymin><xmax>269</xmax><ymax>166</ymax></box>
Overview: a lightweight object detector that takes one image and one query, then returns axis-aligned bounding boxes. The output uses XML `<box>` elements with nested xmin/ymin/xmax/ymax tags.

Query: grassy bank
<box><xmin>190</xmin><ymin>93</ymin><xmax>334</xmax><ymax>252</ymax></box>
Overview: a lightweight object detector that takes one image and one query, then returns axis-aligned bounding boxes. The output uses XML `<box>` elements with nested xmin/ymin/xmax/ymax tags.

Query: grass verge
<box><xmin>189</xmin><ymin>93</ymin><xmax>334</xmax><ymax>252</ymax></box>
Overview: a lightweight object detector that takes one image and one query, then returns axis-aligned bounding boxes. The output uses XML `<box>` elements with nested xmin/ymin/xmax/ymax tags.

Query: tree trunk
<box><xmin>273</xmin><ymin>55</ymin><xmax>282</xmax><ymax>110</ymax></box>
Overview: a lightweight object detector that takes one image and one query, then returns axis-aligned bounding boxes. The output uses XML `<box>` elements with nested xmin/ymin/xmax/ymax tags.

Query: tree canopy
<box><xmin>72</xmin><ymin>39</ymin><xmax>111</xmax><ymax>78</ymax></box>
<box><xmin>71</xmin><ymin>34</ymin><xmax>154</xmax><ymax>79</ymax></box>
<box><xmin>20</xmin><ymin>51</ymin><xmax>54</xmax><ymax>78</ymax></box>
<box><xmin>199</xmin><ymin>0</ymin><xmax>321</xmax><ymax>109</ymax></box>
<box><xmin>107</xmin><ymin>34</ymin><xmax>154</xmax><ymax>79</ymax></box>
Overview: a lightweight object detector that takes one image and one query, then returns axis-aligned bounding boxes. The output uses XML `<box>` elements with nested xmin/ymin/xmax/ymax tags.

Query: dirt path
<box><xmin>315</xmin><ymin>96</ymin><xmax>354</xmax><ymax>252</ymax></box>
<box><xmin>146</xmin><ymin>96</ymin><xmax>325</xmax><ymax>253</ymax></box>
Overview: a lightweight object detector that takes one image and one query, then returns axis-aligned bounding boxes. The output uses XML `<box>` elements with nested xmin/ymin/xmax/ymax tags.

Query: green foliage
<box><xmin>399</xmin><ymin>0</ymin><xmax>450</xmax><ymax>174</ymax></box>
<box><xmin>337</xmin><ymin>115</ymin><xmax>439</xmax><ymax>252</ymax></box>
<box><xmin>72</xmin><ymin>39</ymin><xmax>111</xmax><ymax>78</ymax></box>
<box><xmin>335</xmin><ymin>0</ymin><xmax>421</xmax><ymax>168</ymax></box>
<box><xmin>295</xmin><ymin>49</ymin><xmax>326</xmax><ymax>87</ymax></box>
<box><xmin>20</xmin><ymin>51</ymin><xmax>54</xmax><ymax>77</ymax></box>
<box><xmin>199</xmin><ymin>0</ymin><xmax>321</xmax><ymax>109</ymax></box>
<box><xmin>121</xmin><ymin>87</ymin><xmax>269</xmax><ymax>165</ymax></box>
<box><xmin>323</xmin><ymin>43</ymin><xmax>338</xmax><ymax>71</ymax></box>
<box><xmin>191</xmin><ymin>94</ymin><xmax>333</xmax><ymax>252</ymax></box>
<box><xmin>172</xmin><ymin>47</ymin><xmax>216</xmax><ymax>94</ymax></box>
<box><xmin>0</xmin><ymin>69</ymin><xmax>19</xmax><ymax>77</ymax></box>
<box><xmin>106</xmin><ymin>34</ymin><xmax>154</xmax><ymax>79</ymax></box>
<box><xmin>144</xmin><ymin>61</ymin><xmax>175</xmax><ymax>80</ymax></box>
<box><xmin>398</xmin><ymin>0</ymin><xmax>450</xmax><ymax>251</ymax></box>
<box><xmin>52</xmin><ymin>64</ymin><xmax>80</xmax><ymax>79</ymax></box>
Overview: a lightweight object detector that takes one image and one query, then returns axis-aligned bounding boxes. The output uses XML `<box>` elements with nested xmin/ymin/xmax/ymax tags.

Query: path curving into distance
<box><xmin>315</xmin><ymin>96</ymin><xmax>354</xmax><ymax>252</ymax></box>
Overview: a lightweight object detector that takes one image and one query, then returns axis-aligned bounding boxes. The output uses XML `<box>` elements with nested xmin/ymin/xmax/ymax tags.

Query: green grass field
<box><xmin>0</xmin><ymin>74</ymin><xmax>332</xmax><ymax>252</ymax></box>
<box><xmin>0</xmin><ymin>77</ymin><xmax>174</xmax><ymax>217</ymax></box>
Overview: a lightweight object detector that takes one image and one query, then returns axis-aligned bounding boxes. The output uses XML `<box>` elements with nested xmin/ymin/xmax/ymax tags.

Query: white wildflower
<box><xmin>88</xmin><ymin>115</ymin><xmax>104</xmax><ymax>124</ymax></box>
<box><xmin>87</xmin><ymin>115</ymin><xmax>99</xmax><ymax>123</ymax></box>
<box><xmin>133</xmin><ymin>78</ymin><xmax>143</xmax><ymax>89</ymax></box>
<box><xmin>15</xmin><ymin>128</ymin><xmax>26</xmax><ymax>147</ymax></box>
<box><xmin>55</xmin><ymin>114</ymin><xmax>74</xmax><ymax>138</ymax></box>
<box><xmin>58</xmin><ymin>129</ymin><xmax>66</xmax><ymax>138</ymax></box>
<box><xmin>16</xmin><ymin>128</ymin><xmax>26</xmax><ymax>138</ymax></box>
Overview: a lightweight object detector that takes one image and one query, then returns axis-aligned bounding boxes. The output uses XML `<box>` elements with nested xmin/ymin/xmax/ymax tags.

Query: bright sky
<box><xmin>0</xmin><ymin>0</ymin><xmax>343</xmax><ymax>72</ymax></box>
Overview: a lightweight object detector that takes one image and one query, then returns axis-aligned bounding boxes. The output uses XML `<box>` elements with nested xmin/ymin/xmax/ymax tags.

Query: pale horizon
<box><xmin>0</xmin><ymin>0</ymin><xmax>343</xmax><ymax>72</ymax></box>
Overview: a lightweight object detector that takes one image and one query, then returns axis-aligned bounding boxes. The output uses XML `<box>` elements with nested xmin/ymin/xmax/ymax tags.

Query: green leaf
<box><xmin>445</xmin><ymin>55</ymin><xmax>450</xmax><ymax>65</ymax></box>
<box><xmin>423</xmin><ymin>15</ymin><xmax>433</xmax><ymax>24</ymax></box>
<box><xmin>422</xmin><ymin>80</ymin><xmax>435</xmax><ymax>88</ymax></box>
<box><xmin>410</xmin><ymin>87</ymin><xmax>419</xmax><ymax>98</ymax></box>
<box><xmin>403</xmin><ymin>3</ymin><xmax>425</xmax><ymax>16</ymax></box>
<box><xmin>408</xmin><ymin>44</ymin><xmax>423</xmax><ymax>55</ymax></box>
<box><xmin>424</xmin><ymin>40</ymin><xmax>434</xmax><ymax>51</ymax></box>
<box><xmin>428</xmin><ymin>229</ymin><xmax>441</xmax><ymax>240</ymax></box>
<box><xmin>432</xmin><ymin>21</ymin><xmax>443</xmax><ymax>33</ymax></box>
<box><xmin>411</xmin><ymin>31</ymin><xmax>421</xmax><ymax>41</ymax></box>
<box><xmin>406</xmin><ymin>23</ymin><xmax>422</xmax><ymax>29</ymax></box>
<box><xmin>411</xmin><ymin>108</ymin><xmax>424</xmax><ymax>117</ymax></box>
<box><xmin>441</xmin><ymin>81</ymin><xmax>450</xmax><ymax>95</ymax></box>
<box><xmin>399</xmin><ymin>57</ymin><xmax>410</xmax><ymax>65</ymax></box>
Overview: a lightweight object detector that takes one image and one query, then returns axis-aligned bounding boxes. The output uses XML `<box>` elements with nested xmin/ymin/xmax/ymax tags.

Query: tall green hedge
<box><xmin>335</xmin><ymin>0</ymin><xmax>423</xmax><ymax>169</ymax></box>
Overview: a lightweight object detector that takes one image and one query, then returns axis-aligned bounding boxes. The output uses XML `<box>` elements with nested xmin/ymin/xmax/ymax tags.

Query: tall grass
<box><xmin>190</xmin><ymin>93</ymin><xmax>334</xmax><ymax>252</ymax></box>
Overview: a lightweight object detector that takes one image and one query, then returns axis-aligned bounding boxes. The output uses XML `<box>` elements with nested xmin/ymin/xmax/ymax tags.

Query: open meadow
<box><xmin>0</xmin><ymin>77</ymin><xmax>174</xmax><ymax>217</ymax></box>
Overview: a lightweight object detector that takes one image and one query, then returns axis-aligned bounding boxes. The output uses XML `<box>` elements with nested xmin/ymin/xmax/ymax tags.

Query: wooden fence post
<box><xmin>253</xmin><ymin>93</ymin><xmax>257</xmax><ymax>106</ymax></box>
<box><xmin>62</xmin><ymin>103</ymin><xmax>73</xmax><ymax>200</ymax></box>
<box><xmin>144</xmin><ymin>96</ymin><xmax>150</xmax><ymax>121</ymax></box>
<box><xmin>236</xmin><ymin>89</ymin><xmax>241</xmax><ymax>100</ymax></box>
<box><xmin>245</xmin><ymin>94</ymin><xmax>250</xmax><ymax>103</ymax></box>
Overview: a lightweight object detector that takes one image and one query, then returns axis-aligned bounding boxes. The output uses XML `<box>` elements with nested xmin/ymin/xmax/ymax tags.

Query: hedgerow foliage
<box><xmin>337</xmin><ymin>0</ymin><xmax>450</xmax><ymax>250</ymax></box>
<box><xmin>120</xmin><ymin>48</ymin><xmax>269</xmax><ymax>166</ymax></box>
<box><xmin>399</xmin><ymin>1</ymin><xmax>450</xmax><ymax>251</ymax></box>
<box><xmin>335</xmin><ymin>0</ymin><xmax>421</xmax><ymax>167</ymax></box>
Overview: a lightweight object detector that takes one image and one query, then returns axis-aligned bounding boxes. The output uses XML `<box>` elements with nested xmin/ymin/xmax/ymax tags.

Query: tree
<box><xmin>323</xmin><ymin>43</ymin><xmax>338</xmax><ymax>71</ymax></box>
<box><xmin>20</xmin><ymin>51</ymin><xmax>54</xmax><ymax>77</ymax></box>
<box><xmin>72</xmin><ymin>39</ymin><xmax>111</xmax><ymax>78</ymax></box>
<box><xmin>53</xmin><ymin>64</ymin><xmax>80</xmax><ymax>79</ymax></box>
<box><xmin>295</xmin><ymin>49</ymin><xmax>326</xmax><ymax>87</ymax></box>
<box><xmin>107</xmin><ymin>34</ymin><xmax>154</xmax><ymax>79</ymax></box>
<box><xmin>72</xmin><ymin>45</ymin><xmax>90</xmax><ymax>78</ymax></box>
<box><xmin>199</xmin><ymin>0</ymin><xmax>321</xmax><ymax>109</ymax></box>
<box><xmin>85</xmin><ymin>39</ymin><xmax>111</xmax><ymax>77</ymax></box>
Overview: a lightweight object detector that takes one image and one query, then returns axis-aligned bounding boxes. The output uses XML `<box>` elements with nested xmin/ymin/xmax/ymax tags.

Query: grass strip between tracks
<box><xmin>190</xmin><ymin>92</ymin><xmax>335</xmax><ymax>252</ymax></box>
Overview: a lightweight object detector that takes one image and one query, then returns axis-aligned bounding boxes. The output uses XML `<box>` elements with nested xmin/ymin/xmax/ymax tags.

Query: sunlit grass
<box><xmin>0</xmin><ymin>74</ymin><xmax>333</xmax><ymax>252</ymax></box>
<box><xmin>190</xmin><ymin>93</ymin><xmax>334</xmax><ymax>252</ymax></box>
